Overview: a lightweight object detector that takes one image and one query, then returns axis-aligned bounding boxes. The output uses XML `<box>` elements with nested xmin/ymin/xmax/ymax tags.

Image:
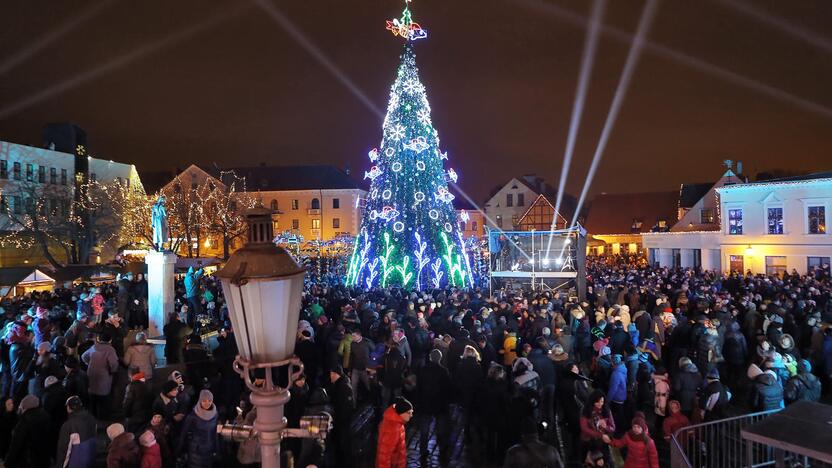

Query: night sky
<box><xmin>0</xmin><ymin>0</ymin><xmax>830</xmax><ymax>203</ymax></box>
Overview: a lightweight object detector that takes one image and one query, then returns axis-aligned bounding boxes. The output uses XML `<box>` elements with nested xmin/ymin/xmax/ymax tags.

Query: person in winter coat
<box><xmin>784</xmin><ymin>359</ymin><xmax>822</xmax><ymax>403</ymax></box>
<box><xmin>8</xmin><ymin>324</ymin><xmax>34</xmax><ymax>403</ymax></box>
<box><xmin>722</xmin><ymin>321</ymin><xmax>747</xmax><ymax>384</ymax></box>
<box><xmin>123</xmin><ymin>333</ymin><xmax>156</xmax><ymax>382</ymax></box>
<box><xmin>456</xmin><ymin>345</ymin><xmax>483</xmax><ymax>437</ymax></box>
<box><xmin>673</xmin><ymin>357</ymin><xmax>703</xmax><ymax>416</ymax></box>
<box><xmin>750</xmin><ymin>369</ymin><xmax>784</xmax><ymax>411</ymax></box>
<box><xmin>146</xmin><ymin>415</ymin><xmax>172</xmax><ymax>468</ymax></box>
<box><xmin>32</xmin><ymin>307</ymin><xmax>52</xmax><ymax>348</ymax></box>
<box><xmin>55</xmin><ymin>396</ymin><xmax>97</xmax><ymax>468</ymax></box>
<box><xmin>106</xmin><ymin>423</ymin><xmax>140</xmax><ymax>468</ymax></box>
<box><xmin>81</xmin><ymin>332</ymin><xmax>119</xmax><ymax>419</ymax></box>
<box><xmin>62</xmin><ymin>356</ymin><xmax>89</xmax><ymax>406</ymax></box>
<box><xmin>662</xmin><ymin>400</ymin><xmax>690</xmax><ymax>442</ymax></box>
<box><xmin>417</xmin><ymin>349</ymin><xmax>451</xmax><ymax>460</ymax></box>
<box><xmin>375</xmin><ymin>397</ymin><xmax>413</xmax><ymax>468</ymax></box>
<box><xmin>138</xmin><ymin>430</ymin><xmax>162</xmax><ymax>468</ymax></box>
<box><xmin>512</xmin><ymin>357</ymin><xmax>540</xmax><ymax>395</ymax></box>
<box><xmin>182</xmin><ymin>334</ymin><xmax>211</xmax><ymax>390</ymax></box>
<box><xmin>699</xmin><ymin>368</ymin><xmax>730</xmax><ymax>421</ymax></box>
<box><xmin>652</xmin><ymin>367</ymin><xmax>670</xmax><ymax>418</ymax></box>
<box><xmin>528</xmin><ymin>338</ymin><xmax>557</xmax><ymax>423</ymax></box>
<box><xmin>26</xmin><ymin>341</ymin><xmax>64</xmax><ymax>398</ymax></box>
<box><xmin>183</xmin><ymin>267</ymin><xmax>204</xmax><ymax>323</ymax></box>
<box><xmin>607</xmin><ymin>416</ymin><xmax>659</xmax><ymax>468</ymax></box>
<box><xmin>503</xmin><ymin>417</ymin><xmax>563</xmax><ymax>468</ymax></box>
<box><xmin>124</xmin><ymin>368</ymin><xmax>153</xmax><ymax>433</ymax></box>
<box><xmin>380</xmin><ymin>342</ymin><xmax>407</xmax><ymax>408</ymax></box>
<box><xmin>176</xmin><ymin>389</ymin><xmax>217</xmax><ymax>468</ymax></box>
<box><xmin>479</xmin><ymin>363</ymin><xmax>511</xmax><ymax>463</ymax></box>
<box><xmin>580</xmin><ymin>391</ymin><xmax>615</xmax><ymax>462</ymax></box>
<box><xmin>152</xmin><ymin>381</ymin><xmax>184</xmax><ymax>426</ymax></box>
<box><xmin>607</xmin><ymin>355</ymin><xmax>628</xmax><ymax>433</ymax></box>
<box><xmin>163</xmin><ymin>312</ymin><xmax>191</xmax><ymax>365</ymax></box>
<box><xmin>0</xmin><ymin>398</ymin><xmax>17</xmax><ymax>459</ymax></box>
<box><xmin>5</xmin><ymin>395</ymin><xmax>51</xmax><ymax>468</ymax></box>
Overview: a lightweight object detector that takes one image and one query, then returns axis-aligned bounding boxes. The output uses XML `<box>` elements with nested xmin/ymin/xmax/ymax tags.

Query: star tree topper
<box><xmin>386</xmin><ymin>0</ymin><xmax>428</xmax><ymax>41</ymax></box>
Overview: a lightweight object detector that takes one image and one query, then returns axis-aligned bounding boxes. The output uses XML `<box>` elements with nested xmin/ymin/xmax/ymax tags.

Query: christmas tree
<box><xmin>346</xmin><ymin>2</ymin><xmax>472</xmax><ymax>290</ymax></box>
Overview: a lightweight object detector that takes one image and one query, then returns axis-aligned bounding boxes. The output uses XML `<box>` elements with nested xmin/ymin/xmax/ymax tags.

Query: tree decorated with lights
<box><xmin>346</xmin><ymin>0</ymin><xmax>472</xmax><ymax>290</ymax></box>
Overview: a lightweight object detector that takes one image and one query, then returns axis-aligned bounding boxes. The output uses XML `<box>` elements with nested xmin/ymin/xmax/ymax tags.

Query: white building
<box><xmin>484</xmin><ymin>175</ymin><xmax>575</xmax><ymax>230</ymax></box>
<box><xmin>643</xmin><ymin>171</ymin><xmax>832</xmax><ymax>275</ymax></box>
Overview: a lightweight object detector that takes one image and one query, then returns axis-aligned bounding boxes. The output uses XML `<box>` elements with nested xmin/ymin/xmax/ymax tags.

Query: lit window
<box><xmin>292</xmin><ymin>219</ymin><xmax>299</xmax><ymax>229</ymax></box>
<box><xmin>311</xmin><ymin>219</ymin><xmax>320</xmax><ymax>229</ymax></box>
<box><xmin>270</xmin><ymin>200</ymin><xmax>277</xmax><ymax>211</ymax></box>
<box><xmin>333</xmin><ymin>218</ymin><xmax>340</xmax><ymax>229</ymax></box>
<box><xmin>700</xmin><ymin>208</ymin><xmax>714</xmax><ymax>224</ymax></box>
<box><xmin>728</xmin><ymin>209</ymin><xmax>743</xmax><ymax>235</ymax></box>
<box><xmin>292</xmin><ymin>200</ymin><xmax>299</xmax><ymax>210</ymax></box>
<box><xmin>808</xmin><ymin>206</ymin><xmax>826</xmax><ymax>234</ymax></box>
<box><xmin>767</xmin><ymin>207</ymin><xmax>783</xmax><ymax>234</ymax></box>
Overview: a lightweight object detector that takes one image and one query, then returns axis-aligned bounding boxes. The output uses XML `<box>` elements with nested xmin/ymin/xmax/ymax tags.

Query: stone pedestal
<box><xmin>145</xmin><ymin>250</ymin><xmax>177</xmax><ymax>338</ymax></box>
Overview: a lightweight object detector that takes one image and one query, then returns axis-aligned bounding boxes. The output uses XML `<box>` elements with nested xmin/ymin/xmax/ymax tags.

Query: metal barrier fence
<box><xmin>670</xmin><ymin>410</ymin><xmax>780</xmax><ymax>468</ymax></box>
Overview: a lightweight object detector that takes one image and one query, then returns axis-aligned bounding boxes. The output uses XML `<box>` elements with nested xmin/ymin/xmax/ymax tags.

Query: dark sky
<box><xmin>0</xmin><ymin>0</ymin><xmax>830</xmax><ymax>203</ymax></box>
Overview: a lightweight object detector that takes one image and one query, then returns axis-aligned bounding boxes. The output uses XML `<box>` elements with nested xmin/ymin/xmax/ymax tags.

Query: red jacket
<box><xmin>140</xmin><ymin>443</ymin><xmax>162</xmax><ymax>468</ymax></box>
<box><xmin>376</xmin><ymin>406</ymin><xmax>407</xmax><ymax>468</ymax></box>
<box><xmin>611</xmin><ymin>432</ymin><xmax>659</xmax><ymax>468</ymax></box>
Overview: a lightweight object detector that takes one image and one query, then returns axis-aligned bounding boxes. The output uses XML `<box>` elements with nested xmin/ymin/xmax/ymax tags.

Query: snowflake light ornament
<box><xmin>389</xmin><ymin>124</ymin><xmax>406</xmax><ymax>141</ymax></box>
<box><xmin>416</xmin><ymin>109</ymin><xmax>431</xmax><ymax>125</ymax></box>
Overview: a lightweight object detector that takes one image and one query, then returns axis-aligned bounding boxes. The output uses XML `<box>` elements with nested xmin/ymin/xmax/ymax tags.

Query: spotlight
<box><xmin>555</xmin><ymin>257</ymin><xmax>564</xmax><ymax>266</ymax></box>
<box><xmin>565</xmin><ymin>238</ymin><xmax>572</xmax><ymax>245</ymax></box>
<box><xmin>541</xmin><ymin>258</ymin><xmax>550</xmax><ymax>267</ymax></box>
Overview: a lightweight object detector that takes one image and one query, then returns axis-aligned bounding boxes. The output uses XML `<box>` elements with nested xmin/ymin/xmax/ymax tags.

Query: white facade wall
<box><xmin>484</xmin><ymin>178</ymin><xmax>538</xmax><ymax>230</ymax></box>
<box><xmin>643</xmin><ymin>176</ymin><xmax>832</xmax><ymax>274</ymax></box>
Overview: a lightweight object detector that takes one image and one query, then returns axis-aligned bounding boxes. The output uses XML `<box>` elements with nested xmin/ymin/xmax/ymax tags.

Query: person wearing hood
<box><xmin>106</xmin><ymin>422</ymin><xmax>140</xmax><ymax>468</ymax></box>
<box><xmin>123</xmin><ymin>332</ymin><xmax>156</xmax><ymax>383</ymax></box>
<box><xmin>607</xmin><ymin>416</ymin><xmax>659</xmax><ymax>468</ymax></box>
<box><xmin>672</xmin><ymin>357</ymin><xmax>703</xmax><ymax>417</ymax></box>
<box><xmin>138</xmin><ymin>430</ymin><xmax>162</xmax><ymax>468</ymax></box>
<box><xmin>750</xmin><ymin>368</ymin><xmax>784</xmax><ymax>411</ymax></box>
<box><xmin>376</xmin><ymin>397</ymin><xmax>413</xmax><ymax>468</ymax></box>
<box><xmin>176</xmin><ymin>389</ymin><xmax>217</xmax><ymax>468</ymax></box>
<box><xmin>512</xmin><ymin>357</ymin><xmax>540</xmax><ymax>394</ymax></box>
<box><xmin>661</xmin><ymin>400</ymin><xmax>690</xmax><ymax>443</ymax></box>
<box><xmin>5</xmin><ymin>394</ymin><xmax>51</xmax><ymax>468</ymax></box>
<box><xmin>784</xmin><ymin>359</ymin><xmax>821</xmax><ymax>404</ymax></box>
<box><xmin>502</xmin><ymin>417</ymin><xmax>563</xmax><ymax>468</ymax></box>
<box><xmin>722</xmin><ymin>320</ymin><xmax>747</xmax><ymax>386</ymax></box>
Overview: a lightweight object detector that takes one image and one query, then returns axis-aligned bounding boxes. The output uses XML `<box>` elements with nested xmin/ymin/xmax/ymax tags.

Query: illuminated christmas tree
<box><xmin>346</xmin><ymin>2</ymin><xmax>472</xmax><ymax>290</ymax></box>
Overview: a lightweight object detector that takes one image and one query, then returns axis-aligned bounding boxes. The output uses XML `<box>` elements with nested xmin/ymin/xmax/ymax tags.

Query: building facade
<box><xmin>643</xmin><ymin>171</ymin><xmax>832</xmax><ymax>275</ymax></box>
<box><xmin>0</xmin><ymin>134</ymin><xmax>142</xmax><ymax>267</ymax></box>
<box><xmin>484</xmin><ymin>175</ymin><xmax>575</xmax><ymax>231</ymax></box>
<box><xmin>583</xmin><ymin>191</ymin><xmax>678</xmax><ymax>256</ymax></box>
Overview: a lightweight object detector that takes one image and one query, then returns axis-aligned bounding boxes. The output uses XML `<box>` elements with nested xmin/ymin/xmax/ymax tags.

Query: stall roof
<box><xmin>48</xmin><ymin>265</ymin><xmax>121</xmax><ymax>282</ymax></box>
<box><xmin>0</xmin><ymin>267</ymin><xmax>38</xmax><ymax>286</ymax></box>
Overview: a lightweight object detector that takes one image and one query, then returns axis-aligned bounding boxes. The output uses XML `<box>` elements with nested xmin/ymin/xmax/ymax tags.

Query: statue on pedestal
<box><xmin>152</xmin><ymin>195</ymin><xmax>168</xmax><ymax>251</ymax></box>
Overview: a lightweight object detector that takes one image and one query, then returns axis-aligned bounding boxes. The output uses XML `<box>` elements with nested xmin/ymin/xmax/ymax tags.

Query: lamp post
<box><xmin>216</xmin><ymin>206</ymin><xmax>306</xmax><ymax>468</ymax></box>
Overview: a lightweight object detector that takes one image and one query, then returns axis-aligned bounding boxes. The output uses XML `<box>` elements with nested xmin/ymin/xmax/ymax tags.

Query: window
<box><xmin>765</xmin><ymin>256</ymin><xmax>787</xmax><ymax>276</ymax></box>
<box><xmin>50</xmin><ymin>167</ymin><xmax>57</xmax><ymax>184</ymax></box>
<box><xmin>60</xmin><ymin>169</ymin><xmax>67</xmax><ymax>185</ymax></box>
<box><xmin>12</xmin><ymin>196</ymin><xmax>21</xmax><ymax>214</ymax></box>
<box><xmin>808</xmin><ymin>256</ymin><xmax>830</xmax><ymax>271</ymax></box>
<box><xmin>459</xmin><ymin>221</ymin><xmax>466</xmax><ymax>231</ymax></box>
<box><xmin>291</xmin><ymin>199</ymin><xmax>299</xmax><ymax>210</ymax></box>
<box><xmin>496</xmin><ymin>215</ymin><xmax>503</xmax><ymax>228</ymax></box>
<box><xmin>270</xmin><ymin>200</ymin><xmax>277</xmax><ymax>211</ymax></box>
<box><xmin>0</xmin><ymin>160</ymin><xmax>6</xmax><ymax>179</ymax></box>
<box><xmin>700</xmin><ymin>208</ymin><xmax>714</xmax><ymax>224</ymax></box>
<box><xmin>506</xmin><ymin>194</ymin><xmax>513</xmax><ymax>207</ymax></box>
<box><xmin>808</xmin><ymin>206</ymin><xmax>826</xmax><ymax>234</ymax></box>
<box><xmin>292</xmin><ymin>219</ymin><xmax>299</xmax><ymax>229</ymax></box>
<box><xmin>25</xmin><ymin>164</ymin><xmax>33</xmax><ymax>181</ymax></box>
<box><xmin>311</xmin><ymin>219</ymin><xmax>321</xmax><ymax>229</ymax></box>
<box><xmin>332</xmin><ymin>218</ymin><xmax>340</xmax><ymax>229</ymax></box>
<box><xmin>38</xmin><ymin>166</ymin><xmax>46</xmax><ymax>183</ymax></box>
<box><xmin>13</xmin><ymin>162</ymin><xmax>21</xmax><ymax>180</ymax></box>
<box><xmin>728</xmin><ymin>209</ymin><xmax>743</xmax><ymax>235</ymax></box>
<box><xmin>517</xmin><ymin>193</ymin><xmax>525</xmax><ymax>207</ymax></box>
<box><xmin>764</xmin><ymin>207</ymin><xmax>784</xmax><ymax>234</ymax></box>
<box><xmin>311</xmin><ymin>198</ymin><xmax>320</xmax><ymax>210</ymax></box>
<box><xmin>333</xmin><ymin>198</ymin><xmax>340</xmax><ymax>209</ymax></box>
<box><xmin>471</xmin><ymin>221</ymin><xmax>478</xmax><ymax>232</ymax></box>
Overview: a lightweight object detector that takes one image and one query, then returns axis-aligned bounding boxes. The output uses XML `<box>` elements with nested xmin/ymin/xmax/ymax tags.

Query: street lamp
<box><xmin>216</xmin><ymin>206</ymin><xmax>306</xmax><ymax>468</ymax></box>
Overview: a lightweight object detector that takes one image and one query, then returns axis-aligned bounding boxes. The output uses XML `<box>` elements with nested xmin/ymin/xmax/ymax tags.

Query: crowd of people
<box><xmin>0</xmin><ymin>253</ymin><xmax>828</xmax><ymax>468</ymax></box>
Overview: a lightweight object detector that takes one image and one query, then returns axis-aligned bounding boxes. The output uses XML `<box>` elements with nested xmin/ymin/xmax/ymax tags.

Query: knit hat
<box><xmin>19</xmin><ymin>395</ymin><xmax>39</xmax><ymax>413</ymax></box>
<box><xmin>107</xmin><ymin>423</ymin><xmax>125</xmax><ymax>441</ymax></box>
<box><xmin>44</xmin><ymin>375</ymin><xmax>59</xmax><ymax>388</ymax></box>
<box><xmin>393</xmin><ymin>397</ymin><xmax>413</xmax><ymax>414</ymax></box>
<box><xmin>550</xmin><ymin>344</ymin><xmax>569</xmax><ymax>362</ymax></box>
<box><xmin>592</xmin><ymin>338</ymin><xmax>609</xmax><ymax>353</ymax></box>
<box><xmin>139</xmin><ymin>431</ymin><xmax>156</xmax><ymax>448</ymax></box>
<box><xmin>631</xmin><ymin>416</ymin><xmax>648</xmax><ymax>433</ymax></box>
<box><xmin>599</xmin><ymin>346</ymin><xmax>611</xmax><ymax>357</ymax></box>
<box><xmin>707</xmin><ymin>368</ymin><xmax>720</xmax><ymax>380</ymax></box>
<box><xmin>798</xmin><ymin>359</ymin><xmax>812</xmax><ymax>374</ymax></box>
<box><xmin>162</xmin><ymin>380</ymin><xmax>178</xmax><ymax>394</ymax></box>
<box><xmin>199</xmin><ymin>389</ymin><xmax>214</xmax><ymax>403</ymax></box>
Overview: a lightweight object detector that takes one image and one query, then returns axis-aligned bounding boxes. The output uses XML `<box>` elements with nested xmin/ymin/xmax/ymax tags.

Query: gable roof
<box><xmin>517</xmin><ymin>194</ymin><xmax>567</xmax><ymax>225</ymax></box>
<box><xmin>584</xmin><ymin>191</ymin><xmax>678</xmax><ymax>234</ymax></box>
<box><xmin>679</xmin><ymin>183</ymin><xmax>713</xmax><ymax>209</ymax></box>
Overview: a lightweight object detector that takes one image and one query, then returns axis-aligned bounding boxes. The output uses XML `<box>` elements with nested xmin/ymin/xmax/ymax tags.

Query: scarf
<box><xmin>195</xmin><ymin>403</ymin><xmax>217</xmax><ymax>421</ymax></box>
